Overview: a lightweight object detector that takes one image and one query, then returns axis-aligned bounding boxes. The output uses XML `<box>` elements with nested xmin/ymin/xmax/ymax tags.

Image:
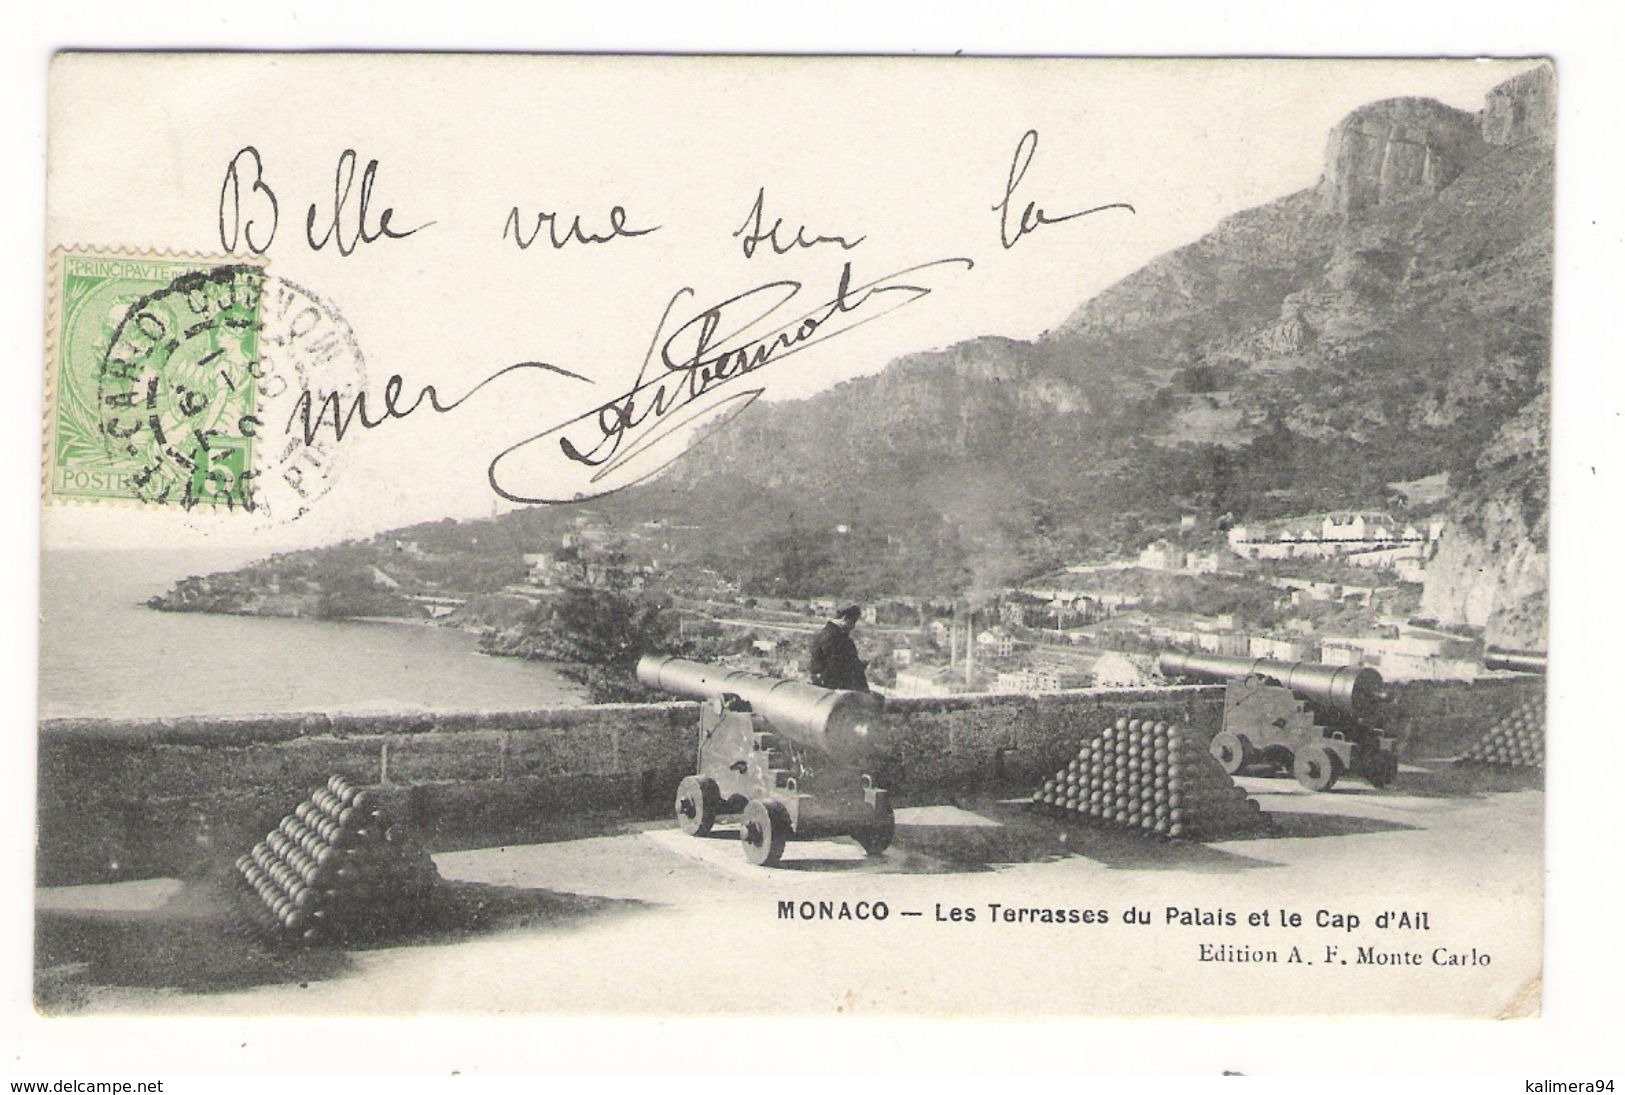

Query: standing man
<box><xmin>809</xmin><ymin>604</ymin><xmax>870</xmax><ymax>692</ymax></box>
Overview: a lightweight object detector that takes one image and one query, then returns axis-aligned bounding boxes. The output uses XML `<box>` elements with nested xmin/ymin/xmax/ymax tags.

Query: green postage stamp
<box><xmin>45</xmin><ymin>250</ymin><xmax>267</xmax><ymax>510</ymax></box>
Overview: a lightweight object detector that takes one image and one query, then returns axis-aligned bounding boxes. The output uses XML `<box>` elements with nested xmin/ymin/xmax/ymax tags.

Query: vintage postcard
<box><xmin>36</xmin><ymin>53</ymin><xmax>1551</xmax><ymax>1020</ymax></box>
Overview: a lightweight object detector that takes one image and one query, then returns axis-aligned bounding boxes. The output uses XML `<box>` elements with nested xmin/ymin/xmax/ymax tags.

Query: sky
<box><xmin>42</xmin><ymin>55</ymin><xmax>1541</xmax><ymax>552</ymax></box>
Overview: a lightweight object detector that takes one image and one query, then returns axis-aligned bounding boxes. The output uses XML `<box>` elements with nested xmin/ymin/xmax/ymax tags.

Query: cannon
<box><xmin>1484</xmin><ymin>647</ymin><xmax>1547</xmax><ymax>674</ymax></box>
<box><xmin>637</xmin><ymin>654</ymin><xmax>895</xmax><ymax>866</ymax></box>
<box><xmin>1157</xmin><ymin>651</ymin><xmax>1401</xmax><ymax>791</ymax></box>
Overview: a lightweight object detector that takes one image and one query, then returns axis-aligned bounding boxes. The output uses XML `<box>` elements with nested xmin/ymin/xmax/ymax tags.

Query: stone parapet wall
<box><xmin>883</xmin><ymin>686</ymin><xmax>1226</xmax><ymax>789</ymax></box>
<box><xmin>36</xmin><ymin>676</ymin><xmax>1542</xmax><ymax>885</ymax></box>
<box><xmin>36</xmin><ymin>703</ymin><xmax>697</xmax><ymax>887</ymax></box>
<box><xmin>1386</xmin><ymin>675</ymin><xmax>1546</xmax><ymax>760</ymax></box>
<box><xmin>37</xmin><ymin>688</ymin><xmax>1224</xmax><ymax>885</ymax></box>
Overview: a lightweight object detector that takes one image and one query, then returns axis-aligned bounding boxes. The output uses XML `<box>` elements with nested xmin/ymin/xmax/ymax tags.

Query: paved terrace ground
<box><xmin>36</xmin><ymin>760</ymin><xmax>1542</xmax><ymax>1019</ymax></box>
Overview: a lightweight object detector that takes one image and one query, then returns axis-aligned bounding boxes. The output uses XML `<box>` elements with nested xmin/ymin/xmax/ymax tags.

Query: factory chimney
<box><xmin>965</xmin><ymin>608</ymin><xmax>976</xmax><ymax>685</ymax></box>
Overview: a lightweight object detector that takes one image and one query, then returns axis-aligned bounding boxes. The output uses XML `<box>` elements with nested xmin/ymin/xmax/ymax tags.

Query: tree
<box><xmin>542</xmin><ymin>585</ymin><xmax>678</xmax><ymax>667</ymax></box>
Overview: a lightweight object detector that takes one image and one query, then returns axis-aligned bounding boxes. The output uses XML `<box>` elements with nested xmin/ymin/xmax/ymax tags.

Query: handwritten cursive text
<box><xmin>288</xmin><ymin>361</ymin><xmax>591</xmax><ymax>447</ymax></box>
<box><xmin>306</xmin><ymin>150</ymin><xmax>434</xmax><ymax>256</ymax></box>
<box><xmin>503</xmin><ymin>205</ymin><xmax>661</xmax><ymax>249</ymax></box>
<box><xmin>993</xmin><ymin>129</ymin><xmax>1134</xmax><ymax>249</ymax></box>
<box><xmin>218</xmin><ymin>147</ymin><xmax>433</xmax><ymax>256</ymax></box>
<box><xmin>733</xmin><ymin>187</ymin><xmax>866</xmax><ymax>259</ymax></box>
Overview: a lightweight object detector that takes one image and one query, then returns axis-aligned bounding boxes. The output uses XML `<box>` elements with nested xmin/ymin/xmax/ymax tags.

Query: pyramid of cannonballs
<box><xmin>231</xmin><ymin>775</ymin><xmax>439</xmax><ymax>943</ymax></box>
<box><xmin>1032</xmin><ymin>717</ymin><xmax>1269</xmax><ymax>840</ymax></box>
<box><xmin>1458</xmin><ymin>693</ymin><xmax>1546</xmax><ymax>769</ymax></box>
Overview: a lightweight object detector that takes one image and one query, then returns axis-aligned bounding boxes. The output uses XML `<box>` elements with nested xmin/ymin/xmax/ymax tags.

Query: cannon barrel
<box><xmin>1484</xmin><ymin>647</ymin><xmax>1547</xmax><ymax>674</ymax></box>
<box><xmin>637</xmin><ymin>655</ymin><xmax>885</xmax><ymax>763</ymax></box>
<box><xmin>1158</xmin><ymin>650</ymin><xmax>1386</xmax><ymax>724</ymax></box>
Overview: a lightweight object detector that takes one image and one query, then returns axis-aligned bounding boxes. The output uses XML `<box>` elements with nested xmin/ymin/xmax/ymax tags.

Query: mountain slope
<box><xmin>631</xmin><ymin>68</ymin><xmax>1552</xmax><ymax>612</ymax></box>
<box><xmin>184</xmin><ymin>68</ymin><xmax>1555</xmax><ymax>639</ymax></box>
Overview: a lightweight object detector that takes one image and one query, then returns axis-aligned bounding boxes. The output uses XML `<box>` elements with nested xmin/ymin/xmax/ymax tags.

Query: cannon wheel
<box><xmin>1261</xmin><ymin>745</ymin><xmax>1295</xmax><ymax>776</ymax></box>
<box><xmin>741</xmin><ymin>798</ymin><xmax>789</xmax><ymax>866</ymax></box>
<box><xmin>1293</xmin><ymin>744</ymin><xmax>1342</xmax><ymax>792</ymax></box>
<box><xmin>1364</xmin><ymin>752</ymin><xmax>1400</xmax><ymax>789</ymax></box>
<box><xmin>675</xmin><ymin>775</ymin><xmax>721</xmax><ymax>837</ymax></box>
<box><xmin>856</xmin><ymin>798</ymin><xmax>896</xmax><ymax>857</ymax></box>
<box><xmin>1209</xmin><ymin>731</ymin><xmax>1249</xmax><ymax>775</ymax></box>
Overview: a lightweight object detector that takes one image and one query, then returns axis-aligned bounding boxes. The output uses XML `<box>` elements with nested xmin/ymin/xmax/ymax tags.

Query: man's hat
<box><xmin>836</xmin><ymin>604</ymin><xmax>862</xmax><ymax>622</ymax></box>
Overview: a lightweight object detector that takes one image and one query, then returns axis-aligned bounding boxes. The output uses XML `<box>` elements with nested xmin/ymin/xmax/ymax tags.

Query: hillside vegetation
<box><xmin>162</xmin><ymin>68</ymin><xmax>1554</xmax><ymax>645</ymax></box>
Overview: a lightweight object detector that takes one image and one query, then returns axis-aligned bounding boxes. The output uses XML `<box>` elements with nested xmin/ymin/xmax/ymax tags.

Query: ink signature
<box><xmin>286</xmin><ymin>257</ymin><xmax>972</xmax><ymax>505</ymax></box>
<box><xmin>994</xmin><ymin>129</ymin><xmax>1135</xmax><ymax>249</ymax></box>
<box><xmin>489</xmin><ymin>256</ymin><xmax>973</xmax><ymax>502</ymax></box>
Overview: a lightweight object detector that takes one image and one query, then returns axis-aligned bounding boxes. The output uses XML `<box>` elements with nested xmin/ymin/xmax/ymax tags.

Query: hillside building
<box><xmin>995</xmin><ymin>666</ymin><xmax>1090</xmax><ymax>694</ymax></box>
<box><xmin>1268</xmin><ymin>575</ymin><xmax>1385</xmax><ymax>607</ymax></box>
<box><xmin>1320</xmin><ymin>628</ymin><xmax>1483</xmax><ymax>680</ymax></box>
<box><xmin>1136</xmin><ymin>540</ymin><xmax>1225</xmax><ymax>574</ymax></box>
<box><xmin>1226</xmin><ymin>510</ymin><xmax>1443</xmax><ymax>564</ymax></box>
<box><xmin>1249</xmin><ymin>634</ymin><xmax>1318</xmax><ymax>662</ymax></box>
<box><xmin>976</xmin><ymin>627</ymin><xmax>1016</xmax><ymax>659</ymax></box>
<box><xmin>1138</xmin><ymin>540</ymin><xmax>1180</xmax><ymax>570</ymax></box>
<box><xmin>892</xmin><ymin>665</ymin><xmax>979</xmax><ymax>698</ymax></box>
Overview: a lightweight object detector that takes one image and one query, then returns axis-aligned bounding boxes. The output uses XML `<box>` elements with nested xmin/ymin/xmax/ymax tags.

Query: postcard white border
<box><xmin>4</xmin><ymin>0</ymin><xmax>1622</xmax><ymax>1085</ymax></box>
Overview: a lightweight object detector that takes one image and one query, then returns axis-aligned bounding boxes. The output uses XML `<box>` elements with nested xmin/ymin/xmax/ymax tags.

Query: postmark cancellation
<box><xmin>44</xmin><ymin>248</ymin><xmax>365</xmax><ymax>522</ymax></box>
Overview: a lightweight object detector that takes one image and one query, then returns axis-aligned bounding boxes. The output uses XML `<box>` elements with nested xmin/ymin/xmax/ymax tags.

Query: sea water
<box><xmin>38</xmin><ymin>549</ymin><xmax>583</xmax><ymax>719</ymax></box>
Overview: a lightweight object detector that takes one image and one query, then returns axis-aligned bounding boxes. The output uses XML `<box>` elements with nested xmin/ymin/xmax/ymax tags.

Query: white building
<box><xmin>976</xmin><ymin>628</ymin><xmax>1016</xmax><ymax>658</ymax></box>
<box><xmin>1249</xmin><ymin>635</ymin><xmax>1318</xmax><ymax>662</ymax></box>
<box><xmin>1195</xmin><ymin>631</ymin><xmax>1250</xmax><ymax>656</ymax></box>
<box><xmin>522</xmin><ymin>552</ymin><xmax>555</xmax><ymax>582</ymax></box>
<box><xmin>1321</xmin><ymin>636</ymin><xmax>1480</xmax><ymax>681</ymax></box>
<box><xmin>1394</xmin><ymin>558</ymin><xmax>1426</xmax><ymax>583</ymax></box>
<box><xmin>893</xmin><ymin>665</ymin><xmax>972</xmax><ymax>698</ymax></box>
<box><xmin>995</xmin><ymin>666</ymin><xmax>1090</xmax><ymax>694</ymax></box>
<box><xmin>1227</xmin><ymin>510</ymin><xmax>1440</xmax><ymax>561</ymax></box>
<box><xmin>1138</xmin><ymin>539</ymin><xmax>1179</xmax><ymax>570</ymax></box>
<box><xmin>1183</xmin><ymin>551</ymin><xmax>1221</xmax><ymax>574</ymax></box>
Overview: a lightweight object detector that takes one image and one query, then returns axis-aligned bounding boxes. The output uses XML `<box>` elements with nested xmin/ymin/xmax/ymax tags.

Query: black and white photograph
<box><xmin>9</xmin><ymin>15</ymin><xmax>1623</xmax><ymax>1084</ymax></box>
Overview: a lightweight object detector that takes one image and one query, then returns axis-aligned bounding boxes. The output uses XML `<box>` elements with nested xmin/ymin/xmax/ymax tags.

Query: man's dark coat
<box><xmin>808</xmin><ymin>621</ymin><xmax>869</xmax><ymax>691</ymax></box>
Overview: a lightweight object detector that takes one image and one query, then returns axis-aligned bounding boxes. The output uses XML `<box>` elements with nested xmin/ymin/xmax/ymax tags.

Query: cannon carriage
<box><xmin>1158</xmin><ymin>651</ymin><xmax>1401</xmax><ymax>792</ymax></box>
<box><xmin>637</xmin><ymin>655</ymin><xmax>895</xmax><ymax>866</ymax></box>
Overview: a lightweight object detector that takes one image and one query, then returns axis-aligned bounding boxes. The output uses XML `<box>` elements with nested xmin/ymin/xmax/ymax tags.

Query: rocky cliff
<box><xmin>1319</xmin><ymin>98</ymin><xmax>1485</xmax><ymax>216</ymax></box>
<box><xmin>1411</xmin><ymin>62</ymin><xmax>1554</xmax><ymax>646</ymax></box>
<box><xmin>1420</xmin><ymin>391</ymin><xmax>1549</xmax><ymax>649</ymax></box>
<box><xmin>1481</xmin><ymin>63</ymin><xmax>1556</xmax><ymax>146</ymax></box>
